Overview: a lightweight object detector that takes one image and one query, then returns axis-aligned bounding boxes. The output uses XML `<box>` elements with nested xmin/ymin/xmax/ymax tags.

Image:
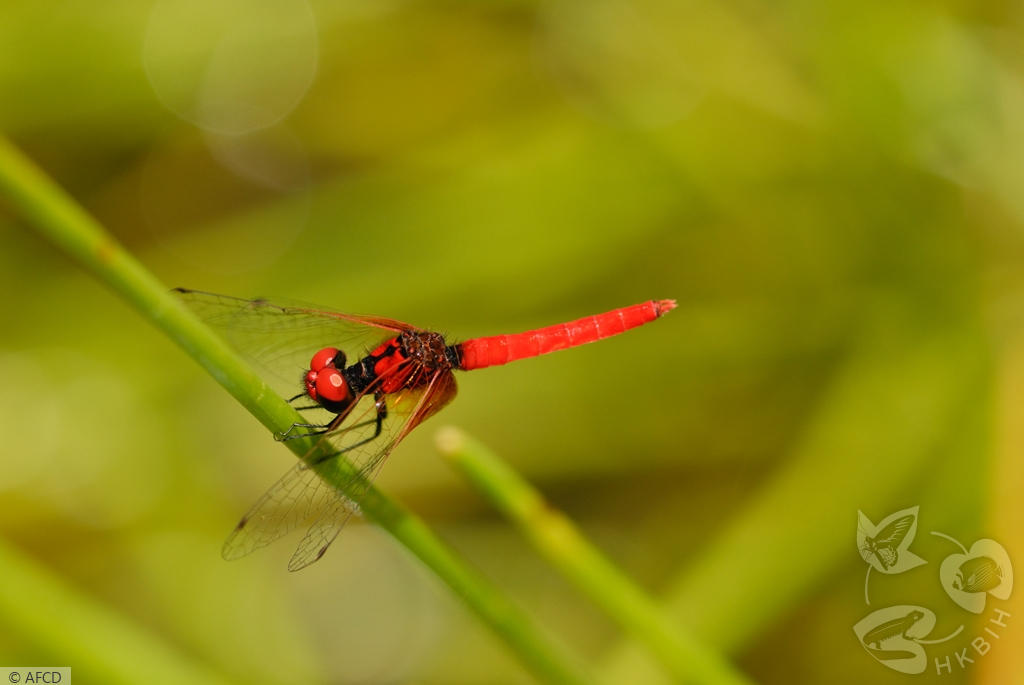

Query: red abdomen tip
<box><xmin>655</xmin><ymin>299</ymin><xmax>677</xmax><ymax>315</ymax></box>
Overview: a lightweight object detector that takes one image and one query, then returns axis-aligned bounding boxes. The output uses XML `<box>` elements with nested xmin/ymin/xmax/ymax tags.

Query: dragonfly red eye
<box><xmin>310</xmin><ymin>347</ymin><xmax>342</xmax><ymax>372</ymax></box>
<box><xmin>315</xmin><ymin>367</ymin><xmax>349</xmax><ymax>403</ymax></box>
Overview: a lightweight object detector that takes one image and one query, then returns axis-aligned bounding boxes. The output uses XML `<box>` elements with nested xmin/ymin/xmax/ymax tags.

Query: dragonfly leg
<box><xmin>335</xmin><ymin>393</ymin><xmax>388</xmax><ymax>454</ymax></box>
<box><xmin>305</xmin><ymin>393</ymin><xmax>390</xmax><ymax>464</ymax></box>
<box><xmin>277</xmin><ymin>393</ymin><xmax>389</xmax><ymax>444</ymax></box>
<box><xmin>277</xmin><ymin>422</ymin><xmax>332</xmax><ymax>441</ymax></box>
<box><xmin>280</xmin><ymin>391</ymin><xmax>322</xmax><ymax>413</ymax></box>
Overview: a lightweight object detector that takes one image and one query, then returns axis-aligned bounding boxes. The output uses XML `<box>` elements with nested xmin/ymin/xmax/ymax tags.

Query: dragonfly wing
<box><xmin>178</xmin><ymin>289</ymin><xmax>460</xmax><ymax>569</ymax></box>
<box><xmin>174</xmin><ymin>288</ymin><xmax>417</xmax><ymax>399</ymax></box>
<box><xmin>221</xmin><ymin>459</ymin><xmax>356</xmax><ymax>560</ymax></box>
<box><xmin>285</xmin><ymin>369</ymin><xmax>459</xmax><ymax>571</ymax></box>
<box><xmin>223</xmin><ymin>363</ymin><xmax>458</xmax><ymax>570</ymax></box>
<box><xmin>287</xmin><ymin>491</ymin><xmax>358</xmax><ymax>571</ymax></box>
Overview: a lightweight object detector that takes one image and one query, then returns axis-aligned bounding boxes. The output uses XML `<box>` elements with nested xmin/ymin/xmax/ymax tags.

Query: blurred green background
<box><xmin>1</xmin><ymin>0</ymin><xmax>1021</xmax><ymax>683</ymax></box>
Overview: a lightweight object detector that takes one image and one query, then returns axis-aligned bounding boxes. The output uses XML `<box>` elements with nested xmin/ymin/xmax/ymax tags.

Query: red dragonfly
<box><xmin>176</xmin><ymin>289</ymin><xmax>676</xmax><ymax>570</ymax></box>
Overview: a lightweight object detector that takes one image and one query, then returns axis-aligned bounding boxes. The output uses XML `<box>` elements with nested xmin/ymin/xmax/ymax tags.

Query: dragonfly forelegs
<box><xmin>332</xmin><ymin>393</ymin><xmax>388</xmax><ymax>455</ymax></box>
<box><xmin>276</xmin><ymin>392</ymin><xmax>388</xmax><ymax>444</ymax></box>
<box><xmin>277</xmin><ymin>422</ymin><xmax>332</xmax><ymax>441</ymax></box>
<box><xmin>286</xmin><ymin>392</ymin><xmax>324</xmax><ymax>412</ymax></box>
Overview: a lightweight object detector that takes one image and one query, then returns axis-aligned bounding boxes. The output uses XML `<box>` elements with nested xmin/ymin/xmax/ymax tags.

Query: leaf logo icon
<box><xmin>938</xmin><ymin>538</ymin><xmax>1014</xmax><ymax>613</ymax></box>
<box><xmin>852</xmin><ymin>605</ymin><xmax>936</xmax><ymax>674</ymax></box>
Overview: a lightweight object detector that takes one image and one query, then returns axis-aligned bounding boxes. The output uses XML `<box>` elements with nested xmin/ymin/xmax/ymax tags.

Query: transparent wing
<box><xmin>221</xmin><ymin>459</ymin><xmax>341</xmax><ymax>560</ymax></box>
<box><xmin>178</xmin><ymin>288</ymin><xmax>457</xmax><ymax>569</ymax></box>
<box><xmin>174</xmin><ymin>288</ymin><xmax>420</xmax><ymax>398</ymax></box>
<box><xmin>223</xmin><ymin>365</ymin><xmax>458</xmax><ymax>571</ymax></box>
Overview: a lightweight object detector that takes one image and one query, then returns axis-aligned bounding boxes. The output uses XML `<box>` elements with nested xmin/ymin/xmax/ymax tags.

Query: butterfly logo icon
<box><xmin>863</xmin><ymin>514</ymin><xmax>913</xmax><ymax>569</ymax></box>
<box><xmin>858</xmin><ymin>506</ymin><xmax>927</xmax><ymax>575</ymax></box>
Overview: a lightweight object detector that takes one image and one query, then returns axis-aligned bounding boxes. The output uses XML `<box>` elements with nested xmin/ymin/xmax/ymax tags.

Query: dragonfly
<box><xmin>176</xmin><ymin>288</ymin><xmax>676</xmax><ymax>570</ymax></box>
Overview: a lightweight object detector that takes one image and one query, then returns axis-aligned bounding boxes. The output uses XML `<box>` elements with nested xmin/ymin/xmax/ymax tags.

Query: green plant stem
<box><xmin>436</xmin><ymin>427</ymin><xmax>751</xmax><ymax>685</ymax></box>
<box><xmin>0</xmin><ymin>136</ymin><xmax>591</xmax><ymax>685</ymax></box>
<box><xmin>0</xmin><ymin>537</ymin><xmax>231</xmax><ymax>685</ymax></box>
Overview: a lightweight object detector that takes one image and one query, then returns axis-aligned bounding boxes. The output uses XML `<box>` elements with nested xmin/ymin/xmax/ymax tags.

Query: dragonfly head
<box><xmin>304</xmin><ymin>347</ymin><xmax>350</xmax><ymax>406</ymax></box>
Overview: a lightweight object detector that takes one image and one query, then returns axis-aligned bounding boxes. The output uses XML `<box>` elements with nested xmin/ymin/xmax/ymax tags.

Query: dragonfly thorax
<box><xmin>399</xmin><ymin>330</ymin><xmax>452</xmax><ymax>369</ymax></box>
<box><xmin>366</xmin><ymin>331</ymin><xmax>455</xmax><ymax>394</ymax></box>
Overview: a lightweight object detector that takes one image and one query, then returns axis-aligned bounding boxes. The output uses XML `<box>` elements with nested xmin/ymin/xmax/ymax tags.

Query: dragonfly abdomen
<box><xmin>457</xmin><ymin>299</ymin><xmax>675</xmax><ymax>370</ymax></box>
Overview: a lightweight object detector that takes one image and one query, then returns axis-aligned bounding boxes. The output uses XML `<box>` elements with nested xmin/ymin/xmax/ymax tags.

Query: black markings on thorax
<box><xmin>343</xmin><ymin>338</ymin><xmax>403</xmax><ymax>395</ymax></box>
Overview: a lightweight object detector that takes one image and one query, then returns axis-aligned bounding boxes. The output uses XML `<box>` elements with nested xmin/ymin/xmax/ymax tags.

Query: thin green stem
<box><xmin>0</xmin><ymin>537</ymin><xmax>231</xmax><ymax>685</ymax></box>
<box><xmin>436</xmin><ymin>427</ymin><xmax>752</xmax><ymax>685</ymax></box>
<box><xmin>0</xmin><ymin>137</ymin><xmax>591</xmax><ymax>685</ymax></box>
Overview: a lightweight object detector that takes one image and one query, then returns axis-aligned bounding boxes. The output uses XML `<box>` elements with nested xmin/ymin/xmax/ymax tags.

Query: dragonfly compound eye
<box><xmin>315</xmin><ymin>367</ymin><xmax>349</xmax><ymax>403</ymax></box>
<box><xmin>310</xmin><ymin>347</ymin><xmax>343</xmax><ymax>372</ymax></box>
